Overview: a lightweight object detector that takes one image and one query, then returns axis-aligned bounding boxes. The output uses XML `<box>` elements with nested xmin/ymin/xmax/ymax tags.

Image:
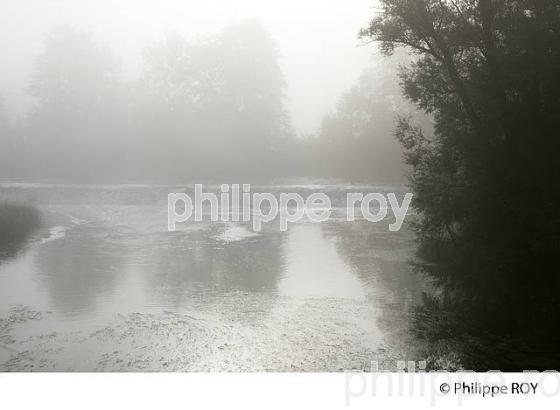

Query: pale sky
<box><xmin>0</xmin><ymin>0</ymin><xmax>380</xmax><ymax>135</ymax></box>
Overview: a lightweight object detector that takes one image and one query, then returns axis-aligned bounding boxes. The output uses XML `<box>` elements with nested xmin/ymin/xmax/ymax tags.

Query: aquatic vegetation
<box><xmin>0</xmin><ymin>202</ymin><xmax>41</xmax><ymax>258</ymax></box>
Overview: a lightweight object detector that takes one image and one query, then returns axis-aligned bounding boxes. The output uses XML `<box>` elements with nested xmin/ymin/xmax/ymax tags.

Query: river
<box><xmin>0</xmin><ymin>182</ymin><xmax>435</xmax><ymax>371</ymax></box>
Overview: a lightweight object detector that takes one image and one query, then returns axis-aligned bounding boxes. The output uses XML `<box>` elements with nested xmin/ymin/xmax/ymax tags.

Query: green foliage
<box><xmin>363</xmin><ymin>0</ymin><xmax>560</xmax><ymax>333</ymax></box>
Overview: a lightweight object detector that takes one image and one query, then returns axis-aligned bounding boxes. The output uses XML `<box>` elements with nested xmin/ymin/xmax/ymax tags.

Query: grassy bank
<box><xmin>0</xmin><ymin>202</ymin><xmax>41</xmax><ymax>255</ymax></box>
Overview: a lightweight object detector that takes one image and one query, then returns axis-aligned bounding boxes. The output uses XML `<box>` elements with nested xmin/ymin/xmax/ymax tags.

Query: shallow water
<box><xmin>0</xmin><ymin>182</ymin><xmax>430</xmax><ymax>371</ymax></box>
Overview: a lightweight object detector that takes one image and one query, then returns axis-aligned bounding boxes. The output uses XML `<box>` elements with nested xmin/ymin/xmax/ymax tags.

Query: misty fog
<box><xmin>0</xmin><ymin>0</ymin><xmax>430</xmax><ymax>183</ymax></box>
<box><xmin>2</xmin><ymin>0</ymin><xmax>560</xmax><ymax>375</ymax></box>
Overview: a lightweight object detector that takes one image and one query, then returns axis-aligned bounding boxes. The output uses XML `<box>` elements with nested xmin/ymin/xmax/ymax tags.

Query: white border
<box><xmin>0</xmin><ymin>372</ymin><xmax>558</xmax><ymax>410</ymax></box>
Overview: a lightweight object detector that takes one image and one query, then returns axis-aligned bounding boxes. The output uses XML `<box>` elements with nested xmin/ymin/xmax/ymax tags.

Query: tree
<box><xmin>215</xmin><ymin>20</ymin><xmax>292</xmax><ymax>175</ymax></box>
<box><xmin>133</xmin><ymin>21</ymin><xmax>293</xmax><ymax>181</ymax></box>
<box><xmin>0</xmin><ymin>95</ymin><xmax>25</xmax><ymax>178</ymax></box>
<box><xmin>308</xmin><ymin>57</ymin><xmax>431</xmax><ymax>182</ymax></box>
<box><xmin>361</xmin><ymin>0</ymin><xmax>560</xmax><ymax>341</ymax></box>
<box><xmin>0</xmin><ymin>95</ymin><xmax>14</xmax><ymax>177</ymax></box>
<box><xmin>28</xmin><ymin>26</ymin><xmax>125</xmax><ymax>181</ymax></box>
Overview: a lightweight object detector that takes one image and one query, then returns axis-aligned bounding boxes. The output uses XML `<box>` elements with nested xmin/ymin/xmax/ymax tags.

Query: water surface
<box><xmin>0</xmin><ymin>183</ymin><xmax>428</xmax><ymax>371</ymax></box>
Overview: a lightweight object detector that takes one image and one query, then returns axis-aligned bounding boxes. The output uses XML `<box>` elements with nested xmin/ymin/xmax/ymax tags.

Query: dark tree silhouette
<box><xmin>362</xmin><ymin>0</ymin><xmax>560</xmax><ymax>367</ymax></box>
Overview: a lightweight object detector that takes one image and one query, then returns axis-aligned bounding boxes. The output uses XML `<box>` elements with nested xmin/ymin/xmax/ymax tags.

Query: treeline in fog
<box><xmin>0</xmin><ymin>20</ymin><xmax>428</xmax><ymax>183</ymax></box>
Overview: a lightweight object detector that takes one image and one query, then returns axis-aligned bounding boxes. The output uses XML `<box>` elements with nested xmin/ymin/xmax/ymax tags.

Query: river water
<box><xmin>0</xmin><ymin>182</ymin><xmax>435</xmax><ymax>371</ymax></box>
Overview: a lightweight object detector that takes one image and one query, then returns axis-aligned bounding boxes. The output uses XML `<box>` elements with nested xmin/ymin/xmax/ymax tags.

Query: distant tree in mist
<box><xmin>0</xmin><ymin>95</ymin><xmax>24</xmax><ymax>178</ymax></box>
<box><xmin>0</xmin><ymin>96</ymin><xmax>14</xmax><ymax>177</ymax></box>
<box><xmin>216</xmin><ymin>22</ymin><xmax>293</xmax><ymax>170</ymax></box>
<box><xmin>302</xmin><ymin>58</ymin><xmax>431</xmax><ymax>183</ymax></box>
<box><xmin>132</xmin><ymin>20</ymin><xmax>293</xmax><ymax>181</ymax></box>
<box><xmin>27</xmin><ymin>26</ymin><xmax>125</xmax><ymax>181</ymax></box>
<box><xmin>363</xmin><ymin>0</ymin><xmax>560</xmax><ymax>352</ymax></box>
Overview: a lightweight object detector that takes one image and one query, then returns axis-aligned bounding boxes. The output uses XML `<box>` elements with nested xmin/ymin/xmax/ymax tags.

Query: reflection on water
<box><xmin>279</xmin><ymin>224</ymin><xmax>365</xmax><ymax>299</ymax></box>
<box><xmin>35</xmin><ymin>224</ymin><xmax>126</xmax><ymax>315</ymax></box>
<box><xmin>0</xmin><ymin>183</ymin><xmax>429</xmax><ymax>371</ymax></box>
